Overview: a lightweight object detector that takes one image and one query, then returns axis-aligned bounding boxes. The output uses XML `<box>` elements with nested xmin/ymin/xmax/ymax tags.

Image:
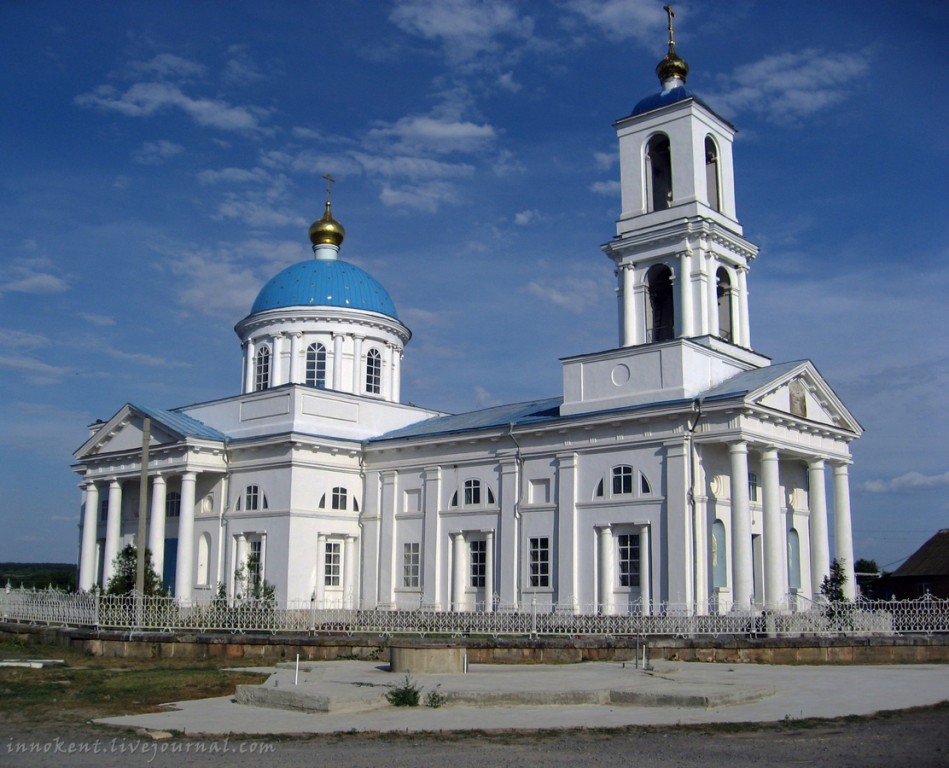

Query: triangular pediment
<box><xmin>749</xmin><ymin>362</ymin><xmax>862</xmax><ymax>435</ymax></box>
<box><xmin>74</xmin><ymin>404</ymin><xmax>187</xmax><ymax>459</ymax></box>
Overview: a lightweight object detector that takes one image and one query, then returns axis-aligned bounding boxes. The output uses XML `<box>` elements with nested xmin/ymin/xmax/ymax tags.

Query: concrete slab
<box><xmin>95</xmin><ymin>660</ymin><xmax>949</xmax><ymax>737</ymax></box>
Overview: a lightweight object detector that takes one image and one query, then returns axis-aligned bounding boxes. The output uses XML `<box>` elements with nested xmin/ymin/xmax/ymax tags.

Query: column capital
<box><xmin>728</xmin><ymin>440</ymin><xmax>748</xmax><ymax>455</ymax></box>
<box><xmin>807</xmin><ymin>457</ymin><xmax>826</xmax><ymax>470</ymax></box>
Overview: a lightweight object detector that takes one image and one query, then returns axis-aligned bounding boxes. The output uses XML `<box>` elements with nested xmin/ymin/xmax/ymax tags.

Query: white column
<box><xmin>807</xmin><ymin>459</ymin><xmax>830</xmax><ymax>600</ymax></box>
<box><xmin>148</xmin><ymin>474</ymin><xmax>167</xmax><ymax>580</ymax></box>
<box><xmin>289</xmin><ymin>333</ymin><xmax>302</xmax><ymax>384</ymax></box>
<box><xmin>315</xmin><ymin>534</ymin><xmax>326</xmax><ymax>606</ymax></box>
<box><xmin>737</xmin><ymin>267</ymin><xmax>751</xmax><ymax>348</ymax></box>
<box><xmin>729</xmin><ymin>442</ymin><xmax>753</xmax><ymax>609</ymax></box>
<box><xmin>344</xmin><ymin>535</ymin><xmax>358</xmax><ymax>609</ymax></box>
<box><xmin>175</xmin><ymin>472</ymin><xmax>196</xmax><ymax>602</ymax></box>
<box><xmin>452</xmin><ymin>533</ymin><xmax>466</xmax><ymax>612</ymax></box>
<box><xmin>79</xmin><ymin>481</ymin><xmax>99</xmax><ymax>590</ymax></box>
<box><xmin>761</xmin><ymin>447</ymin><xmax>786</xmax><ymax>607</ymax></box>
<box><xmin>381</xmin><ymin>344</ymin><xmax>392</xmax><ymax>402</ymax></box>
<box><xmin>620</xmin><ymin>264</ymin><xmax>635</xmax><ymax>346</ymax></box>
<box><xmin>351</xmin><ymin>335</ymin><xmax>363</xmax><ymax>393</ymax></box>
<box><xmin>332</xmin><ymin>334</ymin><xmax>343</xmax><ymax>390</ymax></box>
<box><xmin>485</xmin><ymin>531</ymin><xmax>495</xmax><ymax>612</ymax></box>
<box><xmin>271</xmin><ymin>334</ymin><xmax>284</xmax><ymax>386</ymax></box>
<box><xmin>391</xmin><ymin>349</ymin><xmax>402</xmax><ymax>403</ymax></box>
<box><xmin>696</xmin><ymin>251</ymin><xmax>710</xmax><ymax>336</ymax></box>
<box><xmin>633</xmin><ymin>279</ymin><xmax>648</xmax><ymax>346</ymax></box>
<box><xmin>707</xmin><ymin>256</ymin><xmax>719</xmax><ymax>337</ymax></box>
<box><xmin>103</xmin><ymin>479</ymin><xmax>122</xmax><ymax>585</ymax></box>
<box><xmin>677</xmin><ymin>252</ymin><xmax>694</xmax><ymax>337</ymax></box>
<box><xmin>833</xmin><ymin>463</ymin><xmax>856</xmax><ymax>600</ymax></box>
<box><xmin>598</xmin><ymin>526</ymin><xmax>613</xmax><ymax>615</ymax></box>
<box><xmin>243</xmin><ymin>339</ymin><xmax>256</xmax><ymax>394</ymax></box>
<box><xmin>639</xmin><ymin>524</ymin><xmax>651</xmax><ymax>616</ymax></box>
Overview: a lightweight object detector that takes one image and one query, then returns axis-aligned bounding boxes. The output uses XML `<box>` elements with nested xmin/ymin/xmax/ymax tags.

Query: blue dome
<box><xmin>251</xmin><ymin>259</ymin><xmax>399</xmax><ymax>319</ymax></box>
<box><xmin>631</xmin><ymin>85</ymin><xmax>692</xmax><ymax>117</ymax></box>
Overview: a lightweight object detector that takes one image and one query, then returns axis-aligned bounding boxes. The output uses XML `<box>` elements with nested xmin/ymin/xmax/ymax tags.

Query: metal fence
<box><xmin>2</xmin><ymin>588</ymin><xmax>947</xmax><ymax>638</ymax></box>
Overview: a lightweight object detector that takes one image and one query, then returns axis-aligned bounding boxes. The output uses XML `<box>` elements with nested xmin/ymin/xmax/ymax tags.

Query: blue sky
<box><xmin>1</xmin><ymin>1</ymin><xmax>946</xmax><ymax>573</ymax></box>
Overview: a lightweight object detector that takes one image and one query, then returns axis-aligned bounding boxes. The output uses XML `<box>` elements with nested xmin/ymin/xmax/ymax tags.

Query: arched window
<box><xmin>645</xmin><ymin>264</ymin><xmax>674</xmax><ymax>342</ymax></box>
<box><xmin>716</xmin><ymin>267</ymin><xmax>733</xmax><ymax>342</ymax></box>
<box><xmin>711</xmin><ymin>520</ymin><xmax>727</xmax><ymax>588</ymax></box>
<box><xmin>788</xmin><ymin>529</ymin><xmax>802</xmax><ymax>590</ymax></box>
<box><xmin>640</xmin><ymin>472</ymin><xmax>652</xmax><ymax>495</ymax></box>
<box><xmin>242</xmin><ymin>485</ymin><xmax>267</xmax><ymax>511</ymax></box>
<box><xmin>612</xmin><ymin>465</ymin><xmax>634</xmax><ymax>495</ymax></box>
<box><xmin>594</xmin><ymin>479</ymin><xmax>605</xmax><ymax>498</ymax></box>
<box><xmin>306</xmin><ymin>342</ymin><xmax>327</xmax><ymax>388</ymax></box>
<box><xmin>705</xmin><ymin>136</ymin><xmax>721</xmax><ymax>212</ymax></box>
<box><xmin>166</xmin><ymin>491</ymin><xmax>181</xmax><ymax>518</ymax></box>
<box><xmin>464</xmin><ymin>479</ymin><xmax>481</xmax><ymax>506</ymax></box>
<box><xmin>645</xmin><ymin>134</ymin><xmax>672</xmax><ymax>212</ymax></box>
<box><xmin>331</xmin><ymin>486</ymin><xmax>347</xmax><ymax>510</ymax></box>
<box><xmin>197</xmin><ymin>533</ymin><xmax>211</xmax><ymax>586</ymax></box>
<box><xmin>365</xmin><ymin>348</ymin><xmax>381</xmax><ymax>395</ymax></box>
<box><xmin>254</xmin><ymin>346</ymin><xmax>271</xmax><ymax>392</ymax></box>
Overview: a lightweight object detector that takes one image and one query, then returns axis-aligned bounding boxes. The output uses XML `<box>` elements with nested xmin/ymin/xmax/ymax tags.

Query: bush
<box><xmin>385</xmin><ymin>674</ymin><xmax>421</xmax><ymax>707</ymax></box>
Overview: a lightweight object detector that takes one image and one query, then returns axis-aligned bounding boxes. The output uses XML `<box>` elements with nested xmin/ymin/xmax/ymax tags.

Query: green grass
<box><xmin>0</xmin><ymin>638</ymin><xmax>266</xmax><ymax>724</ymax></box>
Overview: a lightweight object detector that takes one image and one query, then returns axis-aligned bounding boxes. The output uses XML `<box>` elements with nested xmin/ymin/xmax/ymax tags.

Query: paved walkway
<box><xmin>97</xmin><ymin>660</ymin><xmax>949</xmax><ymax>736</ymax></box>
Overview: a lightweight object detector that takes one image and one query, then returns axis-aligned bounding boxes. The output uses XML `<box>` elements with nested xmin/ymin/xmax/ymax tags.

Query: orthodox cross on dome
<box><xmin>322</xmin><ymin>173</ymin><xmax>335</xmax><ymax>203</ymax></box>
<box><xmin>664</xmin><ymin>5</ymin><xmax>677</xmax><ymax>53</ymax></box>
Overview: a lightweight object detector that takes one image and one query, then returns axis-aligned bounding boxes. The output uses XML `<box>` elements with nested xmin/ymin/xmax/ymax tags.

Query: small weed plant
<box><xmin>425</xmin><ymin>684</ymin><xmax>446</xmax><ymax>709</ymax></box>
<box><xmin>385</xmin><ymin>674</ymin><xmax>421</xmax><ymax>707</ymax></box>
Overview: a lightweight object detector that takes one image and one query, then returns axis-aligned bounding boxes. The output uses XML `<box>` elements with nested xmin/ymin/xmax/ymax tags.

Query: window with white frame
<box><xmin>748</xmin><ymin>472</ymin><xmax>759</xmax><ymax>502</ymax></box>
<box><xmin>331</xmin><ymin>486</ymin><xmax>347</xmax><ymax>510</ymax></box>
<box><xmin>464</xmin><ymin>479</ymin><xmax>481</xmax><ymax>505</ymax></box>
<box><xmin>617</xmin><ymin>533</ymin><xmax>641</xmax><ymax>588</ymax></box>
<box><xmin>529</xmin><ymin>537</ymin><xmax>550</xmax><ymax>588</ymax></box>
<box><xmin>612</xmin><ymin>465</ymin><xmax>634</xmax><ymax>495</ymax></box>
<box><xmin>247</xmin><ymin>538</ymin><xmax>262</xmax><ymax>587</ymax></box>
<box><xmin>365</xmin><ymin>348</ymin><xmax>381</xmax><ymax>394</ymax></box>
<box><xmin>165</xmin><ymin>491</ymin><xmax>181</xmax><ymax>518</ymax></box>
<box><xmin>254</xmin><ymin>346</ymin><xmax>270</xmax><ymax>391</ymax></box>
<box><xmin>305</xmin><ymin>342</ymin><xmax>327</xmax><ymax>388</ymax></box>
<box><xmin>469</xmin><ymin>539</ymin><xmax>486</xmax><ymax>588</ymax></box>
<box><xmin>324</xmin><ymin>541</ymin><xmax>341</xmax><ymax>587</ymax></box>
<box><xmin>402</xmin><ymin>542</ymin><xmax>420</xmax><ymax>588</ymax></box>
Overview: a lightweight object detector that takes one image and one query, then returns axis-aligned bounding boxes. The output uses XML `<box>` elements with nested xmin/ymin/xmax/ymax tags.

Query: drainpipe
<box><xmin>508</xmin><ymin>423</ymin><xmax>523</xmax><ymax>609</ymax></box>
<box><xmin>218</xmin><ymin>439</ymin><xmax>230</xmax><ymax>600</ymax></box>
<box><xmin>686</xmin><ymin>399</ymin><xmax>704</xmax><ymax>612</ymax></box>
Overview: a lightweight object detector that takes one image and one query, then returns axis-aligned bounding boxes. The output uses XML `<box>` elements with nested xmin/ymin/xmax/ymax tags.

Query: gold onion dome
<box><xmin>308</xmin><ymin>200</ymin><xmax>345</xmax><ymax>248</ymax></box>
<box><xmin>656</xmin><ymin>4</ymin><xmax>688</xmax><ymax>85</ymax></box>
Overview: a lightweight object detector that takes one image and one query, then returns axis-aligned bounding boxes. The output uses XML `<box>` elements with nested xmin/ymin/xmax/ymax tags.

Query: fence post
<box><xmin>94</xmin><ymin>591</ymin><xmax>101</xmax><ymax>629</ymax></box>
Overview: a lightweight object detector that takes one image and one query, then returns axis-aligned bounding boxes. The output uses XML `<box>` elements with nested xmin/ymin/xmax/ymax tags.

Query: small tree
<box><xmin>233</xmin><ymin>551</ymin><xmax>275</xmax><ymax>602</ymax></box>
<box><xmin>820</xmin><ymin>558</ymin><xmax>848</xmax><ymax>603</ymax></box>
<box><xmin>105</xmin><ymin>544</ymin><xmax>165</xmax><ymax>596</ymax></box>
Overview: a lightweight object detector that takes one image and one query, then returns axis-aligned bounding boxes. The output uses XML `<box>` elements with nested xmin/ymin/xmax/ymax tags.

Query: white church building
<box><xmin>73</xmin><ymin>28</ymin><xmax>862</xmax><ymax>614</ymax></box>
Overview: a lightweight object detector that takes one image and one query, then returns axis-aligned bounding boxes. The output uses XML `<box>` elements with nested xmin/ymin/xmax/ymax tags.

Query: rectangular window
<box><xmin>617</xmin><ymin>533</ymin><xmax>641</xmax><ymax>588</ymax></box>
<box><xmin>748</xmin><ymin>472</ymin><xmax>759</xmax><ymax>503</ymax></box>
<box><xmin>324</xmin><ymin>541</ymin><xmax>341</xmax><ymax>587</ymax></box>
<box><xmin>245</xmin><ymin>485</ymin><xmax>259</xmax><ymax>511</ymax></box>
<box><xmin>331</xmin><ymin>487</ymin><xmax>347</xmax><ymax>510</ymax></box>
<box><xmin>99</xmin><ymin>497</ymin><xmax>108</xmax><ymax>522</ymax></box>
<box><xmin>529</xmin><ymin>537</ymin><xmax>549</xmax><ymax>588</ymax></box>
<box><xmin>247</xmin><ymin>539</ymin><xmax>262</xmax><ymax>587</ymax></box>
<box><xmin>402</xmin><ymin>542</ymin><xmax>420</xmax><ymax>588</ymax></box>
<box><xmin>469</xmin><ymin>539</ymin><xmax>486</xmax><ymax>588</ymax></box>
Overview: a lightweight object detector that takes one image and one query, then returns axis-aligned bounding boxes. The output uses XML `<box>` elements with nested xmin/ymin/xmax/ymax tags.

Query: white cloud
<box><xmin>0</xmin><ymin>329</ymin><xmax>50</xmax><ymax>349</ymax></box>
<box><xmin>353</xmin><ymin>153</ymin><xmax>474</xmax><ymax>181</ymax></box>
<box><xmin>222</xmin><ymin>45</ymin><xmax>264</xmax><ymax>86</ymax></box>
<box><xmin>128</xmin><ymin>53</ymin><xmax>206</xmax><ymax>81</ymax></box>
<box><xmin>527</xmin><ymin>277</ymin><xmax>604</xmax><ymax>314</ymax></box>
<box><xmin>565</xmin><ymin>0</ymin><xmax>666</xmax><ymax>44</ymax></box>
<box><xmin>197</xmin><ymin>167</ymin><xmax>270</xmax><ymax>185</ymax></box>
<box><xmin>513</xmin><ymin>209</ymin><xmax>543</xmax><ymax>226</ymax></box>
<box><xmin>593</xmin><ymin>151</ymin><xmax>616</xmax><ymax>170</ymax></box>
<box><xmin>368</xmin><ymin>114</ymin><xmax>496</xmax><ymax>154</ymax></box>
<box><xmin>379</xmin><ymin>181</ymin><xmax>459</xmax><ymax>212</ymax></box>
<box><xmin>0</xmin><ymin>257</ymin><xmax>70</xmax><ymax>296</ymax></box>
<box><xmin>75</xmin><ymin>82</ymin><xmax>269</xmax><ymax>132</ymax></box>
<box><xmin>0</xmin><ymin>355</ymin><xmax>71</xmax><ymax>384</ymax></box>
<box><xmin>390</xmin><ymin>0</ymin><xmax>534</xmax><ymax>64</ymax></box>
<box><xmin>859</xmin><ymin>471</ymin><xmax>949</xmax><ymax>494</ymax></box>
<box><xmin>79</xmin><ymin>313</ymin><xmax>116</xmax><ymax>327</ymax></box>
<box><xmin>590</xmin><ymin>179</ymin><xmax>620</xmax><ymax>195</ymax></box>
<box><xmin>707</xmin><ymin>48</ymin><xmax>873</xmax><ymax>124</ymax></box>
<box><xmin>496</xmin><ymin>71</ymin><xmax>521</xmax><ymax>93</ymax></box>
<box><xmin>132</xmin><ymin>139</ymin><xmax>183</xmax><ymax>164</ymax></box>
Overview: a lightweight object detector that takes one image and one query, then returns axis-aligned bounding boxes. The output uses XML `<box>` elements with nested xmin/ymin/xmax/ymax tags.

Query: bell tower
<box><xmin>605</xmin><ymin>6</ymin><xmax>758</xmax><ymax>352</ymax></box>
<box><xmin>561</xmin><ymin>7</ymin><xmax>769</xmax><ymax>417</ymax></box>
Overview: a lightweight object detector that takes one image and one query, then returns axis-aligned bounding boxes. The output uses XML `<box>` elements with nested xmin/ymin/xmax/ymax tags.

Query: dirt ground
<box><xmin>2</xmin><ymin>704</ymin><xmax>947</xmax><ymax>768</ymax></box>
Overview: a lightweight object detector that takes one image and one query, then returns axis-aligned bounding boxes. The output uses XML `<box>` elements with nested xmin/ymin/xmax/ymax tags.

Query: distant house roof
<box><xmin>892</xmin><ymin>529</ymin><xmax>949</xmax><ymax>577</ymax></box>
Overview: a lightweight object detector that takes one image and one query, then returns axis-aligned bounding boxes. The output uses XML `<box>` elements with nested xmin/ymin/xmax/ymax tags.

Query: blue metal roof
<box><xmin>372</xmin><ymin>397</ymin><xmax>564</xmax><ymax>442</ymax></box>
<box><xmin>699</xmin><ymin>361</ymin><xmax>805</xmax><ymax>402</ymax></box>
<box><xmin>132</xmin><ymin>403</ymin><xmax>228</xmax><ymax>442</ymax></box>
<box><xmin>250</xmin><ymin>259</ymin><xmax>398</xmax><ymax>319</ymax></box>
<box><xmin>630</xmin><ymin>85</ymin><xmax>692</xmax><ymax>116</ymax></box>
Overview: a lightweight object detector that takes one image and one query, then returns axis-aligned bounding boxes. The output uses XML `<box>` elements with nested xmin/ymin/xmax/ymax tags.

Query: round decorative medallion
<box><xmin>611</xmin><ymin>364</ymin><xmax>631</xmax><ymax>386</ymax></box>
